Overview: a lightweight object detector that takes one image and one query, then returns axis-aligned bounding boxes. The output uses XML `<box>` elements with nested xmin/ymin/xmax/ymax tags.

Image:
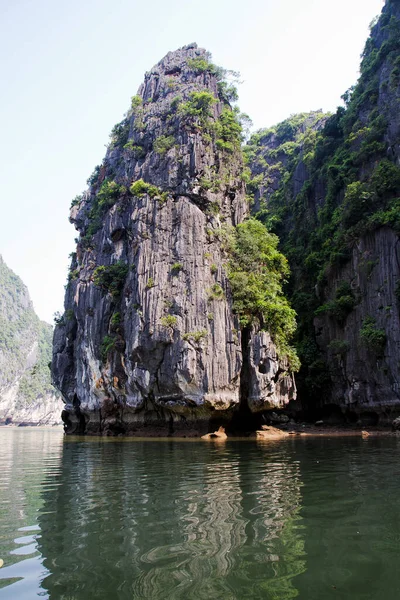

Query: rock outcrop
<box><xmin>247</xmin><ymin>0</ymin><xmax>400</xmax><ymax>422</ymax></box>
<box><xmin>52</xmin><ymin>44</ymin><xmax>297</xmax><ymax>435</ymax></box>
<box><xmin>0</xmin><ymin>256</ymin><xmax>62</xmax><ymax>426</ymax></box>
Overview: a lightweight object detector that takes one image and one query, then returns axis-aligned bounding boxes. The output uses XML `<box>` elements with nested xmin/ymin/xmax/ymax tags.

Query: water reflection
<box><xmin>293</xmin><ymin>437</ymin><xmax>400</xmax><ymax>600</ymax></box>
<box><xmin>35</xmin><ymin>439</ymin><xmax>305</xmax><ymax>599</ymax></box>
<box><xmin>0</xmin><ymin>428</ymin><xmax>63</xmax><ymax>598</ymax></box>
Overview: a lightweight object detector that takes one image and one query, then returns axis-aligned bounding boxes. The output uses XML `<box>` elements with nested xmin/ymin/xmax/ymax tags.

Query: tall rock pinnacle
<box><xmin>52</xmin><ymin>44</ymin><xmax>296</xmax><ymax>435</ymax></box>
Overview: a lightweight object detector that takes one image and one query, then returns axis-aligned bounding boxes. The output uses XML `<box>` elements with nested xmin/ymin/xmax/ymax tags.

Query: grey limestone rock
<box><xmin>52</xmin><ymin>45</ymin><xmax>296</xmax><ymax>435</ymax></box>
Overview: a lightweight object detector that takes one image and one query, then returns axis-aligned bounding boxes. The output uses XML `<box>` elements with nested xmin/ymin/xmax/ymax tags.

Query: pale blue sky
<box><xmin>0</xmin><ymin>0</ymin><xmax>384</xmax><ymax>322</ymax></box>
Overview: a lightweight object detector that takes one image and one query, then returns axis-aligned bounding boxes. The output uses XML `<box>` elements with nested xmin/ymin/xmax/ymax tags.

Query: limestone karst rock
<box><xmin>0</xmin><ymin>256</ymin><xmax>62</xmax><ymax>425</ymax></box>
<box><xmin>52</xmin><ymin>44</ymin><xmax>297</xmax><ymax>435</ymax></box>
<box><xmin>246</xmin><ymin>0</ymin><xmax>400</xmax><ymax>423</ymax></box>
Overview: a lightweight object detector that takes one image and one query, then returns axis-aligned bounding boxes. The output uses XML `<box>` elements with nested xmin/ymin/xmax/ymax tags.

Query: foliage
<box><xmin>360</xmin><ymin>316</ymin><xmax>386</xmax><ymax>355</ymax></box>
<box><xmin>146</xmin><ymin>277</ymin><xmax>155</xmax><ymax>289</ymax></box>
<box><xmin>17</xmin><ymin>323</ymin><xmax>55</xmax><ymax>406</ymax></box>
<box><xmin>131</xmin><ymin>95</ymin><xmax>143</xmax><ymax>109</ymax></box>
<box><xmin>170</xmin><ymin>95</ymin><xmax>182</xmax><ymax>111</ymax></box>
<box><xmin>153</xmin><ymin>135</ymin><xmax>175</xmax><ymax>155</ymax></box>
<box><xmin>171</xmin><ymin>262</ymin><xmax>183</xmax><ymax>275</ymax></box>
<box><xmin>101</xmin><ymin>335</ymin><xmax>116</xmax><ymax>362</ymax></box>
<box><xmin>70</xmin><ymin>194</ymin><xmax>82</xmax><ymax>209</ymax></box>
<box><xmin>86</xmin><ymin>179</ymin><xmax>126</xmax><ymax>237</ymax></box>
<box><xmin>110</xmin><ymin>312</ymin><xmax>121</xmax><ymax>329</ymax></box>
<box><xmin>208</xmin><ymin>283</ymin><xmax>225</xmax><ymax>300</ymax></box>
<box><xmin>315</xmin><ymin>282</ymin><xmax>357</xmax><ymax>324</ymax></box>
<box><xmin>110</xmin><ymin>120</ymin><xmax>130</xmax><ymax>147</ymax></box>
<box><xmin>182</xmin><ymin>329</ymin><xmax>208</xmax><ymax>342</ymax></box>
<box><xmin>187</xmin><ymin>58</ymin><xmax>210</xmax><ymax>72</ymax></box>
<box><xmin>0</xmin><ymin>258</ymin><xmax>55</xmax><ymax>401</ymax></box>
<box><xmin>123</xmin><ymin>141</ymin><xmax>147</xmax><ymax>159</ymax></box>
<box><xmin>160</xmin><ymin>315</ymin><xmax>178</xmax><ymax>328</ymax></box>
<box><xmin>87</xmin><ymin>165</ymin><xmax>101</xmax><ymax>187</ymax></box>
<box><xmin>93</xmin><ymin>262</ymin><xmax>128</xmax><ymax>297</ymax></box>
<box><xmin>215</xmin><ymin>107</ymin><xmax>242</xmax><ymax>153</ymax></box>
<box><xmin>97</xmin><ymin>180</ymin><xmax>126</xmax><ymax>207</ymax></box>
<box><xmin>179</xmin><ymin>91</ymin><xmax>216</xmax><ymax>125</ymax></box>
<box><xmin>130</xmin><ymin>179</ymin><xmax>166</xmax><ymax>201</ymax></box>
<box><xmin>227</xmin><ymin>219</ymin><xmax>299</xmax><ymax>369</ymax></box>
<box><xmin>328</xmin><ymin>339</ymin><xmax>350</xmax><ymax>356</ymax></box>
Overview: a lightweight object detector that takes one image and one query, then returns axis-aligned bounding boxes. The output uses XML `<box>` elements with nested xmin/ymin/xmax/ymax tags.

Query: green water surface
<box><xmin>0</xmin><ymin>428</ymin><xmax>399</xmax><ymax>599</ymax></box>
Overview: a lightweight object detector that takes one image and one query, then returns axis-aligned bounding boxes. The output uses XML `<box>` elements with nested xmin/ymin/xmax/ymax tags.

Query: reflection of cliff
<box><xmin>37</xmin><ymin>440</ymin><xmax>306</xmax><ymax>599</ymax></box>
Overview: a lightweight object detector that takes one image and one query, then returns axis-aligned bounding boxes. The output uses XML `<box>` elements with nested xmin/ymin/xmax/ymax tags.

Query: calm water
<box><xmin>0</xmin><ymin>429</ymin><xmax>400</xmax><ymax>599</ymax></box>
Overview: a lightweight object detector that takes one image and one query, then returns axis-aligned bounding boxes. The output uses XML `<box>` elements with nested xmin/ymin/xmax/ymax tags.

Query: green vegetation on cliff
<box><xmin>228</xmin><ymin>219</ymin><xmax>299</xmax><ymax>369</ymax></box>
<box><xmin>246</xmin><ymin>0</ymin><xmax>400</xmax><ymax>404</ymax></box>
<box><xmin>0</xmin><ymin>256</ymin><xmax>55</xmax><ymax>406</ymax></box>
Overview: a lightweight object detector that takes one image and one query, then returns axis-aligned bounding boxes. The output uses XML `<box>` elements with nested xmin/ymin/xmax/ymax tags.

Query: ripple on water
<box><xmin>1</xmin><ymin>431</ymin><xmax>400</xmax><ymax>598</ymax></box>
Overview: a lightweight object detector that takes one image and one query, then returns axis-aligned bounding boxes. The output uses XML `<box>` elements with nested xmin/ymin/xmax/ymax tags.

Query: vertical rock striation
<box><xmin>53</xmin><ymin>45</ymin><xmax>296</xmax><ymax>435</ymax></box>
<box><xmin>247</xmin><ymin>0</ymin><xmax>400</xmax><ymax>421</ymax></box>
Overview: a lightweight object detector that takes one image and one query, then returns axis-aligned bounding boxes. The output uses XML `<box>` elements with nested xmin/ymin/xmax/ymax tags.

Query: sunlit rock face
<box><xmin>52</xmin><ymin>44</ymin><xmax>296</xmax><ymax>435</ymax></box>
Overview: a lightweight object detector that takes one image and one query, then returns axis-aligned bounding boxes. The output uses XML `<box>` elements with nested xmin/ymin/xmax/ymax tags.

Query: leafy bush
<box><xmin>153</xmin><ymin>135</ymin><xmax>175</xmax><ymax>155</ymax></box>
<box><xmin>110</xmin><ymin>312</ymin><xmax>121</xmax><ymax>329</ymax></box>
<box><xmin>328</xmin><ymin>339</ymin><xmax>350</xmax><ymax>356</ymax></box>
<box><xmin>110</xmin><ymin>120</ymin><xmax>130</xmax><ymax>147</ymax></box>
<box><xmin>97</xmin><ymin>180</ymin><xmax>126</xmax><ymax>208</ymax></box>
<box><xmin>182</xmin><ymin>329</ymin><xmax>208</xmax><ymax>342</ymax></box>
<box><xmin>171</xmin><ymin>263</ymin><xmax>183</xmax><ymax>275</ymax></box>
<box><xmin>70</xmin><ymin>194</ymin><xmax>82</xmax><ymax>209</ymax></box>
<box><xmin>179</xmin><ymin>91</ymin><xmax>216</xmax><ymax>124</ymax></box>
<box><xmin>170</xmin><ymin>96</ymin><xmax>182</xmax><ymax>111</ymax></box>
<box><xmin>123</xmin><ymin>141</ymin><xmax>147</xmax><ymax>158</ymax></box>
<box><xmin>315</xmin><ymin>282</ymin><xmax>357</xmax><ymax>324</ymax></box>
<box><xmin>93</xmin><ymin>262</ymin><xmax>128</xmax><ymax>297</ymax></box>
<box><xmin>215</xmin><ymin>108</ymin><xmax>242</xmax><ymax>153</ymax></box>
<box><xmin>131</xmin><ymin>95</ymin><xmax>143</xmax><ymax>109</ymax></box>
<box><xmin>228</xmin><ymin>218</ymin><xmax>299</xmax><ymax>370</ymax></box>
<box><xmin>85</xmin><ymin>180</ymin><xmax>127</xmax><ymax>237</ymax></box>
<box><xmin>101</xmin><ymin>335</ymin><xmax>116</xmax><ymax>361</ymax></box>
<box><xmin>187</xmin><ymin>58</ymin><xmax>210</xmax><ymax>72</ymax></box>
<box><xmin>146</xmin><ymin>277</ymin><xmax>155</xmax><ymax>289</ymax></box>
<box><xmin>130</xmin><ymin>179</ymin><xmax>166</xmax><ymax>200</ymax></box>
<box><xmin>87</xmin><ymin>165</ymin><xmax>101</xmax><ymax>186</ymax></box>
<box><xmin>360</xmin><ymin>316</ymin><xmax>386</xmax><ymax>355</ymax></box>
<box><xmin>370</xmin><ymin>159</ymin><xmax>400</xmax><ymax>197</ymax></box>
<box><xmin>208</xmin><ymin>283</ymin><xmax>225</xmax><ymax>300</ymax></box>
<box><xmin>160</xmin><ymin>315</ymin><xmax>177</xmax><ymax>328</ymax></box>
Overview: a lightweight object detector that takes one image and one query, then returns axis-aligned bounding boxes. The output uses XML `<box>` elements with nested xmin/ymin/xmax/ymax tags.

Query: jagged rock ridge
<box><xmin>0</xmin><ymin>256</ymin><xmax>62</xmax><ymax>425</ymax></box>
<box><xmin>53</xmin><ymin>44</ymin><xmax>296</xmax><ymax>435</ymax></box>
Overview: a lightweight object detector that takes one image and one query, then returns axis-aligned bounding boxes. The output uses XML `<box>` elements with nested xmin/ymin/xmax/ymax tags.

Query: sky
<box><xmin>0</xmin><ymin>0</ymin><xmax>384</xmax><ymax>323</ymax></box>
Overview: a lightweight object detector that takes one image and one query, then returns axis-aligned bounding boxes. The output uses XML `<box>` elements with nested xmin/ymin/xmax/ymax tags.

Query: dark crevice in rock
<box><xmin>73</xmin><ymin>394</ymin><xmax>86</xmax><ymax>434</ymax></box>
<box><xmin>231</xmin><ymin>327</ymin><xmax>262</xmax><ymax>433</ymax></box>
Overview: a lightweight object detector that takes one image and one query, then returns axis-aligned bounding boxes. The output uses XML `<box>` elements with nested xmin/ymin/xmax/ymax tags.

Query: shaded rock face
<box><xmin>0</xmin><ymin>256</ymin><xmax>62</xmax><ymax>426</ymax></box>
<box><xmin>246</xmin><ymin>0</ymin><xmax>400</xmax><ymax>421</ymax></box>
<box><xmin>53</xmin><ymin>44</ymin><xmax>296</xmax><ymax>435</ymax></box>
<box><xmin>315</xmin><ymin>227</ymin><xmax>400</xmax><ymax>420</ymax></box>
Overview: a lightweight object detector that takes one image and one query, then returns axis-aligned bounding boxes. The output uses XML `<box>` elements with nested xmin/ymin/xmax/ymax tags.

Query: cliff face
<box><xmin>53</xmin><ymin>44</ymin><xmax>297</xmax><ymax>435</ymax></box>
<box><xmin>247</xmin><ymin>0</ymin><xmax>400</xmax><ymax>421</ymax></box>
<box><xmin>0</xmin><ymin>256</ymin><xmax>62</xmax><ymax>425</ymax></box>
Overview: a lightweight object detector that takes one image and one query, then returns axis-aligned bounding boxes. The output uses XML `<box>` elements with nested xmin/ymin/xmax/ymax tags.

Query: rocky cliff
<box><xmin>247</xmin><ymin>0</ymin><xmax>400</xmax><ymax>422</ymax></box>
<box><xmin>52</xmin><ymin>44</ymin><xmax>297</xmax><ymax>435</ymax></box>
<box><xmin>0</xmin><ymin>256</ymin><xmax>62</xmax><ymax>425</ymax></box>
